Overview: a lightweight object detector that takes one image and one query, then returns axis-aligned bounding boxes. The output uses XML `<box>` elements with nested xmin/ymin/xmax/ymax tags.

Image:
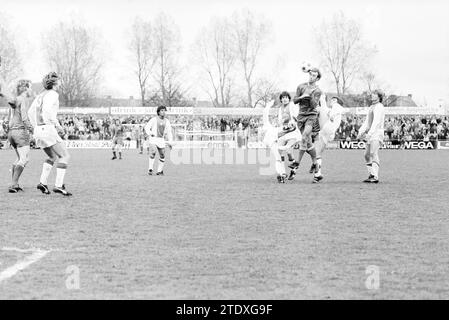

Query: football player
<box><xmin>144</xmin><ymin>106</ymin><xmax>174</xmax><ymax>175</ymax></box>
<box><xmin>312</xmin><ymin>95</ymin><xmax>344</xmax><ymax>182</ymax></box>
<box><xmin>3</xmin><ymin>80</ymin><xmax>33</xmax><ymax>193</ymax></box>
<box><xmin>356</xmin><ymin>90</ymin><xmax>386</xmax><ymax>183</ymax></box>
<box><xmin>288</xmin><ymin>65</ymin><xmax>323</xmax><ymax>182</ymax></box>
<box><xmin>111</xmin><ymin>119</ymin><xmax>125</xmax><ymax>160</ymax></box>
<box><xmin>28</xmin><ymin>72</ymin><xmax>72</xmax><ymax>196</ymax></box>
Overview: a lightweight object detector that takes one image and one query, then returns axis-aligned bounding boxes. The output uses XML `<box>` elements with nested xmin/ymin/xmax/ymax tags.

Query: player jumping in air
<box><xmin>27</xmin><ymin>72</ymin><xmax>72</xmax><ymax>196</ymax></box>
<box><xmin>311</xmin><ymin>95</ymin><xmax>344</xmax><ymax>182</ymax></box>
<box><xmin>2</xmin><ymin>80</ymin><xmax>33</xmax><ymax>193</ymax></box>
<box><xmin>144</xmin><ymin>106</ymin><xmax>174</xmax><ymax>175</ymax></box>
<box><xmin>288</xmin><ymin>65</ymin><xmax>323</xmax><ymax>182</ymax></box>
<box><xmin>356</xmin><ymin>90</ymin><xmax>386</xmax><ymax>183</ymax></box>
<box><xmin>111</xmin><ymin>119</ymin><xmax>125</xmax><ymax>160</ymax></box>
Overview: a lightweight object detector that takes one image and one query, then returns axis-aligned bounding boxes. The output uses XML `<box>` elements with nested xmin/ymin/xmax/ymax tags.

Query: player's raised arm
<box><xmin>262</xmin><ymin>100</ymin><xmax>275</xmax><ymax>128</ymax></box>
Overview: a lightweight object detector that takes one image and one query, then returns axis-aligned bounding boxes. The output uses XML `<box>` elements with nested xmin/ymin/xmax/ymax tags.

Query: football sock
<box><xmin>112</xmin><ymin>151</ymin><xmax>116</xmax><ymax>157</ymax></box>
<box><xmin>55</xmin><ymin>163</ymin><xmax>68</xmax><ymax>188</ymax></box>
<box><xmin>366</xmin><ymin>163</ymin><xmax>373</xmax><ymax>176</ymax></box>
<box><xmin>157</xmin><ymin>158</ymin><xmax>165</xmax><ymax>172</ymax></box>
<box><xmin>12</xmin><ymin>164</ymin><xmax>24</xmax><ymax>185</ymax></box>
<box><xmin>11</xmin><ymin>164</ymin><xmax>16</xmax><ymax>180</ymax></box>
<box><xmin>275</xmin><ymin>160</ymin><xmax>285</xmax><ymax>176</ymax></box>
<box><xmin>372</xmin><ymin>162</ymin><xmax>379</xmax><ymax>179</ymax></box>
<box><xmin>148</xmin><ymin>157</ymin><xmax>155</xmax><ymax>170</ymax></box>
<box><xmin>315</xmin><ymin>157</ymin><xmax>322</xmax><ymax>176</ymax></box>
<box><xmin>40</xmin><ymin>160</ymin><xmax>54</xmax><ymax>185</ymax></box>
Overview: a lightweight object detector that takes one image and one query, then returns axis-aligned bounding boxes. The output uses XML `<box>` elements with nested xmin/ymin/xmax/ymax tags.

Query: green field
<box><xmin>0</xmin><ymin>148</ymin><xmax>448</xmax><ymax>299</ymax></box>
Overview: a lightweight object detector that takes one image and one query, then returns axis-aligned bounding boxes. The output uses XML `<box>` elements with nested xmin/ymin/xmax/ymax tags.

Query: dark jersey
<box><xmin>112</xmin><ymin>124</ymin><xmax>125</xmax><ymax>138</ymax></box>
<box><xmin>8</xmin><ymin>95</ymin><xmax>33</xmax><ymax>131</ymax></box>
<box><xmin>293</xmin><ymin>82</ymin><xmax>322</xmax><ymax>116</ymax></box>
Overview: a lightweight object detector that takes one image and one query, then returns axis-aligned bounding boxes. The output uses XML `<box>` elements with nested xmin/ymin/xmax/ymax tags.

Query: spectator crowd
<box><xmin>1</xmin><ymin>113</ymin><xmax>449</xmax><ymax>144</ymax></box>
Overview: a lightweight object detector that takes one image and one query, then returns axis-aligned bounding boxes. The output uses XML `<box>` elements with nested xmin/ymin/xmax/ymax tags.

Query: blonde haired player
<box><xmin>144</xmin><ymin>105</ymin><xmax>174</xmax><ymax>175</ymax></box>
<box><xmin>4</xmin><ymin>80</ymin><xmax>34</xmax><ymax>193</ymax></box>
<box><xmin>28</xmin><ymin>72</ymin><xmax>72</xmax><ymax>196</ymax></box>
<box><xmin>356</xmin><ymin>90</ymin><xmax>386</xmax><ymax>183</ymax></box>
<box><xmin>312</xmin><ymin>95</ymin><xmax>344</xmax><ymax>182</ymax></box>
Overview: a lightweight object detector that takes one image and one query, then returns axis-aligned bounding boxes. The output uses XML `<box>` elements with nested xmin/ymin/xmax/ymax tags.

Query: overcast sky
<box><xmin>1</xmin><ymin>0</ymin><xmax>449</xmax><ymax>106</ymax></box>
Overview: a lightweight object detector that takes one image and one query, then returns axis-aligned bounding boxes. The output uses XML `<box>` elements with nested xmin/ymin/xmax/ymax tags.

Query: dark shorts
<box><xmin>311</xmin><ymin>117</ymin><xmax>320</xmax><ymax>143</ymax></box>
<box><xmin>113</xmin><ymin>137</ymin><xmax>124</xmax><ymax>145</ymax></box>
<box><xmin>8</xmin><ymin>129</ymin><xmax>30</xmax><ymax>149</ymax></box>
<box><xmin>297</xmin><ymin>114</ymin><xmax>319</xmax><ymax>134</ymax></box>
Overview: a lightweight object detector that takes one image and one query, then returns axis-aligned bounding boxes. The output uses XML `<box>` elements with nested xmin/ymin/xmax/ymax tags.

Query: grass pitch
<box><xmin>0</xmin><ymin>148</ymin><xmax>448</xmax><ymax>299</ymax></box>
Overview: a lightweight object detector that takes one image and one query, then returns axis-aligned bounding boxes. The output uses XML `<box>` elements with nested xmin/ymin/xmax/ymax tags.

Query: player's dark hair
<box><xmin>279</xmin><ymin>91</ymin><xmax>291</xmax><ymax>101</ymax></box>
<box><xmin>157</xmin><ymin>105</ymin><xmax>167</xmax><ymax>115</ymax></box>
<box><xmin>309</xmin><ymin>67</ymin><xmax>321</xmax><ymax>80</ymax></box>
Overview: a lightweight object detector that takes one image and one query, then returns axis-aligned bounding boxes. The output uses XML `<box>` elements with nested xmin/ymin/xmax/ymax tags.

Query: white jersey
<box><xmin>28</xmin><ymin>90</ymin><xmax>60</xmax><ymax>128</ymax></box>
<box><xmin>327</xmin><ymin>103</ymin><xmax>344</xmax><ymax>132</ymax></box>
<box><xmin>359</xmin><ymin>102</ymin><xmax>385</xmax><ymax>142</ymax></box>
<box><xmin>278</xmin><ymin>102</ymin><xmax>299</xmax><ymax>127</ymax></box>
<box><xmin>319</xmin><ymin>102</ymin><xmax>344</xmax><ymax>144</ymax></box>
<box><xmin>144</xmin><ymin>116</ymin><xmax>173</xmax><ymax>148</ymax></box>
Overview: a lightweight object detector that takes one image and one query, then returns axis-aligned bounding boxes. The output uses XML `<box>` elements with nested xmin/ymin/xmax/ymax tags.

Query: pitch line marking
<box><xmin>0</xmin><ymin>247</ymin><xmax>50</xmax><ymax>284</ymax></box>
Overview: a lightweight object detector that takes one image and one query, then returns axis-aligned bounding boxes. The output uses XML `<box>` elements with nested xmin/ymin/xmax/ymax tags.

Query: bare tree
<box><xmin>252</xmin><ymin>78</ymin><xmax>280</xmax><ymax>108</ymax></box>
<box><xmin>42</xmin><ymin>20</ymin><xmax>104</xmax><ymax>107</ymax></box>
<box><xmin>152</xmin><ymin>13</ymin><xmax>187</xmax><ymax>107</ymax></box>
<box><xmin>129</xmin><ymin>17</ymin><xmax>156</xmax><ymax>106</ymax></box>
<box><xmin>313</xmin><ymin>12</ymin><xmax>377</xmax><ymax>95</ymax></box>
<box><xmin>0</xmin><ymin>13</ymin><xmax>23</xmax><ymax>85</ymax></box>
<box><xmin>232</xmin><ymin>9</ymin><xmax>271</xmax><ymax>107</ymax></box>
<box><xmin>194</xmin><ymin>17</ymin><xmax>237</xmax><ymax>107</ymax></box>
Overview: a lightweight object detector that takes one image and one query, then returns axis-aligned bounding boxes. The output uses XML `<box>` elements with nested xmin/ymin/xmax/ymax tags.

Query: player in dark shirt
<box><xmin>288</xmin><ymin>67</ymin><xmax>322</xmax><ymax>181</ymax></box>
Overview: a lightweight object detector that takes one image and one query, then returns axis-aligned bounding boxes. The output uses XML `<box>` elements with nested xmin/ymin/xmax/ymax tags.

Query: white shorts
<box><xmin>366</xmin><ymin>130</ymin><xmax>384</xmax><ymax>143</ymax></box>
<box><xmin>148</xmin><ymin>137</ymin><xmax>166</xmax><ymax>149</ymax></box>
<box><xmin>33</xmin><ymin>125</ymin><xmax>63</xmax><ymax>148</ymax></box>
<box><xmin>278</xmin><ymin>129</ymin><xmax>301</xmax><ymax>147</ymax></box>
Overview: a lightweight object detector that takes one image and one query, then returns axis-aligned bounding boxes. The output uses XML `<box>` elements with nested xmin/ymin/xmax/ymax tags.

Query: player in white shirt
<box><xmin>312</xmin><ymin>95</ymin><xmax>345</xmax><ymax>182</ymax></box>
<box><xmin>28</xmin><ymin>72</ymin><xmax>72</xmax><ymax>196</ymax></box>
<box><xmin>276</xmin><ymin>91</ymin><xmax>301</xmax><ymax>165</ymax></box>
<box><xmin>356</xmin><ymin>90</ymin><xmax>386</xmax><ymax>183</ymax></box>
<box><xmin>144</xmin><ymin>106</ymin><xmax>174</xmax><ymax>175</ymax></box>
<box><xmin>261</xmin><ymin>93</ymin><xmax>301</xmax><ymax>183</ymax></box>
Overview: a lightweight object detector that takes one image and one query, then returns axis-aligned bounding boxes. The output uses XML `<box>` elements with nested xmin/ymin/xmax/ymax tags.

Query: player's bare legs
<box><xmin>288</xmin><ymin>123</ymin><xmax>317</xmax><ymax>180</ymax></box>
<box><xmin>117</xmin><ymin>143</ymin><xmax>123</xmax><ymax>159</ymax></box>
<box><xmin>148</xmin><ymin>144</ymin><xmax>157</xmax><ymax>175</ymax></box>
<box><xmin>37</xmin><ymin>147</ymin><xmax>58</xmax><ymax>194</ymax></box>
<box><xmin>9</xmin><ymin>146</ymin><xmax>30</xmax><ymax>192</ymax></box>
<box><xmin>363</xmin><ymin>143</ymin><xmax>376</xmax><ymax>183</ymax></box>
<box><xmin>312</xmin><ymin>136</ymin><xmax>326</xmax><ymax>182</ymax></box>
<box><xmin>156</xmin><ymin>147</ymin><xmax>165</xmax><ymax>175</ymax></box>
<box><xmin>111</xmin><ymin>143</ymin><xmax>117</xmax><ymax>160</ymax></box>
<box><xmin>51</xmin><ymin>142</ymin><xmax>72</xmax><ymax>195</ymax></box>
<box><xmin>367</xmin><ymin>140</ymin><xmax>380</xmax><ymax>183</ymax></box>
<box><xmin>271</xmin><ymin>144</ymin><xmax>287</xmax><ymax>183</ymax></box>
